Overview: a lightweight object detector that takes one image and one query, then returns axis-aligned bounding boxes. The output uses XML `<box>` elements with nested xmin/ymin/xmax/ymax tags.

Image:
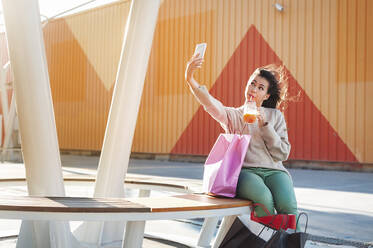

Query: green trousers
<box><xmin>236</xmin><ymin>167</ymin><xmax>299</xmax><ymax>230</ymax></box>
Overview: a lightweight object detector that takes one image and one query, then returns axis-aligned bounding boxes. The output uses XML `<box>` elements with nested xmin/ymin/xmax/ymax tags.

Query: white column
<box><xmin>74</xmin><ymin>0</ymin><xmax>161</xmax><ymax>245</ymax></box>
<box><xmin>212</xmin><ymin>215</ymin><xmax>237</xmax><ymax>248</ymax></box>
<box><xmin>123</xmin><ymin>221</ymin><xmax>146</xmax><ymax>248</ymax></box>
<box><xmin>1</xmin><ymin>0</ymin><xmax>71</xmax><ymax>247</ymax></box>
<box><xmin>197</xmin><ymin>217</ymin><xmax>219</xmax><ymax>247</ymax></box>
<box><xmin>95</xmin><ymin>0</ymin><xmax>160</xmax><ymax>197</ymax></box>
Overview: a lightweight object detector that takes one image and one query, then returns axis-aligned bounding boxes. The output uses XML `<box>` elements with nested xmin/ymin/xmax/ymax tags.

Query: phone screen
<box><xmin>194</xmin><ymin>43</ymin><xmax>207</xmax><ymax>58</ymax></box>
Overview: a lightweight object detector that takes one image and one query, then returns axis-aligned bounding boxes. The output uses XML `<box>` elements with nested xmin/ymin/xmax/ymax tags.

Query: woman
<box><xmin>185</xmin><ymin>53</ymin><xmax>299</xmax><ymax>228</ymax></box>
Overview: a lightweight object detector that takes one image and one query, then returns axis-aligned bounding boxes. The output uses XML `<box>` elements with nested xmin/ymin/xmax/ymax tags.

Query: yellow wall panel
<box><xmin>366</xmin><ymin>0</ymin><xmax>373</xmax><ymax>162</ymax></box>
<box><xmin>320</xmin><ymin>0</ymin><xmax>330</xmax><ymax>120</ymax></box>
<box><xmin>64</xmin><ymin>1</ymin><xmax>130</xmax><ymax>91</ymax></box>
<box><xmin>346</xmin><ymin>0</ymin><xmax>357</xmax><ymax>157</ymax></box>
<box><xmin>43</xmin><ymin>1</ymin><xmax>130</xmax><ymax>151</ymax></box>
<box><xmin>355</xmin><ymin>0</ymin><xmax>366</xmax><ymax>161</ymax></box>
<box><xmin>329</xmin><ymin>0</ymin><xmax>338</xmax><ymax>142</ymax></box>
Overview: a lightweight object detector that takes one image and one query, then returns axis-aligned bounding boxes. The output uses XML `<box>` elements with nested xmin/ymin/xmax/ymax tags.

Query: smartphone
<box><xmin>194</xmin><ymin>43</ymin><xmax>207</xmax><ymax>58</ymax></box>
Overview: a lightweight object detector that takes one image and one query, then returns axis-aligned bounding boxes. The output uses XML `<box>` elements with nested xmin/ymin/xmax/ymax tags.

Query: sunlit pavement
<box><xmin>0</xmin><ymin>155</ymin><xmax>372</xmax><ymax>247</ymax></box>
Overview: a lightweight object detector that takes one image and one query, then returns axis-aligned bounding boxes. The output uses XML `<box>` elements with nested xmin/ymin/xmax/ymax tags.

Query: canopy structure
<box><xmin>1</xmin><ymin>0</ymin><xmax>161</xmax><ymax>247</ymax></box>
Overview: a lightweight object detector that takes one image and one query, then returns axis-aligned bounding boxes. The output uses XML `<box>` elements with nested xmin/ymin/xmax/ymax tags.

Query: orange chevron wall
<box><xmin>135</xmin><ymin>0</ymin><xmax>372</xmax><ymax>164</ymax></box>
<box><xmin>1</xmin><ymin>0</ymin><xmax>372</xmax><ymax>164</ymax></box>
<box><xmin>170</xmin><ymin>25</ymin><xmax>358</xmax><ymax>163</ymax></box>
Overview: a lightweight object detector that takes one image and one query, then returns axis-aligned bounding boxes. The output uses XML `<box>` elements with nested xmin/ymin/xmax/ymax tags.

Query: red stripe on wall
<box><xmin>171</xmin><ymin>25</ymin><xmax>358</xmax><ymax>163</ymax></box>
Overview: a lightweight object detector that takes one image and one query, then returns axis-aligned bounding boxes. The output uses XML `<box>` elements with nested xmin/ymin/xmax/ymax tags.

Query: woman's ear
<box><xmin>264</xmin><ymin>94</ymin><xmax>270</xmax><ymax>100</ymax></box>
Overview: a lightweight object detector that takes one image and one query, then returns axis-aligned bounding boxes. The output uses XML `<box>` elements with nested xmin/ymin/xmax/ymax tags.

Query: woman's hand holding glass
<box><xmin>243</xmin><ymin>102</ymin><xmax>267</xmax><ymax>127</ymax></box>
<box><xmin>243</xmin><ymin>101</ymin><xmax>258</xmax><ymax>124</ymax></box>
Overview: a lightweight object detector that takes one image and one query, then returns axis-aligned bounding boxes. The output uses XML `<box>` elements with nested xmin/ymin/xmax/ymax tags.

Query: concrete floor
<box><xmin>0</xmin><ymin>154</ymin><xmax>372</xmax><ymax>247</ymax></box>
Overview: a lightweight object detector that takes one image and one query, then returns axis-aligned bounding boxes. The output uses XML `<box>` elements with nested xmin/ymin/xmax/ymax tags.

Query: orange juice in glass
<box><xmin>243</xmin><ymin>101</ymin><xmax>258</xmax><ymax>124</ymax></box>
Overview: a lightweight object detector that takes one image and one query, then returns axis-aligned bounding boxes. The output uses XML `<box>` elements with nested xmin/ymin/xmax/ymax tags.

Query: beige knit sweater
<box><xmin>191</xmin><ymin>85</ymin><xmax>291</xmax><ymax>173</ymax></box>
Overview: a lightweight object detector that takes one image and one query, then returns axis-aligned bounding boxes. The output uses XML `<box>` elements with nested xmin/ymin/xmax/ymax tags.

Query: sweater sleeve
<box><xmin>189</xmin><ymin>85</ymin><xmax>228</xmax><ymax>126</ymax></box>
<box><xmin>260</xmin><ymin>110</ymin><xmax>291</xmax><ymax>162</ymax></box>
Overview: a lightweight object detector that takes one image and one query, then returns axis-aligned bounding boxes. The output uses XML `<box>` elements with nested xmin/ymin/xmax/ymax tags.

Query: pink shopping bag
<box><xmin>203</xmin><ymin>134</ymin><xmax>251</xmax><ymax>198</ymax></box>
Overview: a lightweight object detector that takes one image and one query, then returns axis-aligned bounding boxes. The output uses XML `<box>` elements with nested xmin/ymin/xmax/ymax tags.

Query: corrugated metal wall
<box><xmin>43</xmin><ymin>1</ymin><xmax>130</xmax><ymax>150</ymax></box>
<box><xmin>2</xmin><ymin>0</ymin><xmax>372</xmax><ymax>164</ymax></box>
<box><xmin>133</xmin><ymin>0</ymin><xmax>373</xmax><ymax>164</ymax></box>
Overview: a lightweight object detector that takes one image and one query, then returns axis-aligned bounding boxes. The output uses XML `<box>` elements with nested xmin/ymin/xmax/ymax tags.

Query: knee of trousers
<box><xmin>275</xmin><ymin>200</ymin><xmax>298</xmax><ymax>215</ymax></box>
<box><xmin>256</xmin><ymin>193</ymin><xmax>274</xmax><ymax>208</ymax></box>
<box><xmin>253</xmin><ymin>194</ymin><xmax>275</xmax><ymax>216</ymax></box>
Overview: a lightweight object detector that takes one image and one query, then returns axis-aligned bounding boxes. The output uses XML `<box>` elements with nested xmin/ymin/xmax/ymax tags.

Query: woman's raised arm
<box><xmin>185</xmin><ymin>54</ymin><xmax>228</xmax><ymax>125</ymax></box>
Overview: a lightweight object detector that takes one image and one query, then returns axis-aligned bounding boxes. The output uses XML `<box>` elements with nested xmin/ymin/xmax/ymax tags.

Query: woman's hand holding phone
<box><xmin>185</xmin><ymin>43</ymin><xmax>207</xmax><ymax>85</ymax></box>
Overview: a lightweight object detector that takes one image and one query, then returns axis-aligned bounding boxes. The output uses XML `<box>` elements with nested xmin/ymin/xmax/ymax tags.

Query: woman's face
<box><xmin>246</xmin><ymin>75</ymin><xmax>270</xmax><ymax>107</ymax></box>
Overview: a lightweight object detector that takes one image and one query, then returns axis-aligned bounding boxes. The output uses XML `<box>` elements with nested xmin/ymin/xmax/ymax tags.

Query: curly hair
<box><xmin>245</xmin><ymin>64</ymin><xmax>290</xmax><ymax>111</ymax></box>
